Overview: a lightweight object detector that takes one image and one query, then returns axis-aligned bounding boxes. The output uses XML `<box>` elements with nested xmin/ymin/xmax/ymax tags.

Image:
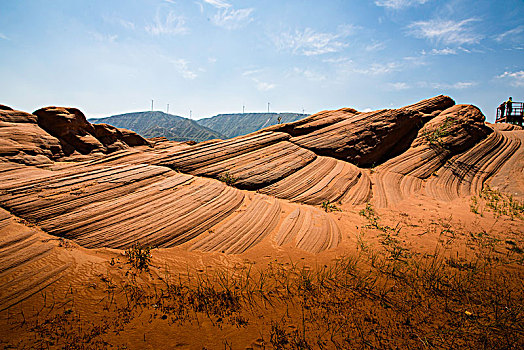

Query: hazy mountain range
<box><xmin>90</xmin><ymin>111</ymin><xmax>309</xmax><ymax>142</ymax></box>
<box><xmin>90</xmin><ymin>111</ymin><xmax>225</xmax><ymax>142</ymax></box>
<box><xmin>196</xmin><ymin>113</ymin><xmax>308</xmax><ymax>138</ymax></box>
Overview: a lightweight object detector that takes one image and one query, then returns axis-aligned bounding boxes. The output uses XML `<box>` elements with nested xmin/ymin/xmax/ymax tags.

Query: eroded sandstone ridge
<box><xmin>0</xmin><ymin>105</ymin><xmax>149</xmax><ymax>165</ymax></box>
<box><xmin>0</xmin><ymin>96</ymin><xmax>521</xmax><ymax>265</ymax></box>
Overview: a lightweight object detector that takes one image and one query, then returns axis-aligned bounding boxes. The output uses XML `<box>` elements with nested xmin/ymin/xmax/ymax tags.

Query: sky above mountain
<box><xmin>0</xmin><ymin>0</ymin><xmax>522</xmax><ymax>122</ymax></box>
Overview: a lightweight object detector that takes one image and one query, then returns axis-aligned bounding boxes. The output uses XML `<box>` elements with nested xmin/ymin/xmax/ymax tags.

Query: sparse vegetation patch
<box><xmin>421</xmin><ymin>116</ymin><xmax>455</xmax><ymax>148</ymax></box>
<box><xmin>471</xmin><ymin>186</ymin><xmax>524</xmax><ymax>219</ymax></box>
<box><xmin>320</xmin><ymin>200</ymin><xmax>341</xmax><ymax>213</ymax></box>
<box><xmin>125</xmin><ymin>242</ymin><xmax>152</xmax><ymax>270</ymax></box>
<box><xmin>218</xmin><ymin>172</ymin><xmax>238</xmax><ymax>186</ymax></box>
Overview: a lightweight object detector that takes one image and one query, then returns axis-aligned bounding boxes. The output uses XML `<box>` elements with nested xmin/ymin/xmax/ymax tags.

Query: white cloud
<box><xmin>146</xmin><ymin>10</ymin><xmax>188</xmax><ymax>36</ymax></box>
<box><xmin>254</xmin><ymin>80</ymin><xmax>276</xmax><ymax>91</ymax></box>
<box><xmin>408</xmin><ymin>18</ymin><xmax>482</xmax><ymax>45</ymax></box>
<box><xmin>163</xmin><ymin>0</ymin><xmax>176</xmax><ymax>4</ymax></box>
<box><xmin>90</xmin><ymin>31</ymin><xmax>118</xmax><ymax>42</ymax></box>
<box><xmin>242</xmin><ymin>69</ymin><xmax>262</xmax><ymax>77</ymax></box>
<box><xmin>212</xmin><ymin>8</ymin><xmax>254</xmax><ymax>30</ymax></box>
<box><xmin>365</xmin><ymin>42</ymin><xmax>386</xmax><ymax>52</ymax></box>
<box><xmin>449</xmin><ymin>81</ymin><xmax>477</xmax><ymax>89</ymax></box>
<box><xmin>354</xmin><ymin>62</ymin><xmax>401</xmax><ymax>75</ymax></box>
<box><xmin>241</xmin><ymin>69</ymin><xmax>275</xmax><ymax>91</ymax></box>
<box><xmin>495</xmin><ymin>25</ymin><xmax>524</xmax><ymax>42</ymax></box>
<box><xmin>421</xmin><ymin>46</ymin><xmax>474</xmax><ymax>56</ymax></box>
<box><xmin>428</xmin><ymin>47</ymin><xmax>457</xmax><ymax>55</ymax></box>
<box><xmin>420</xmin><ymin>81</ymin><xmax>477</xmax><ymax>89</ymax></box>
<box><xmin>375</xmin><ymin>0</ymin><xmax>429</xmax><ymax>9</ymax></box>
<box><xmin>292</xmin><ymin>67</ymin><xmax>326</xmax><ymax>81</ymax></box>
<box><xmin>203</xmin><ymin>0</ymin><xmax>231</xmax><ymax>8</ymax></box>
<box><xmin>0</xmin><ymin>33</ymin><xmax>9</xmax><ymax>40</ymax></box>
<box><xmin>326</xmin><ymin>54</ymin><xmax>426</xmax><ymax>76</ymax></box>
<box><xmin>497</xmin><ymin>71</ymin><xmax>524</xmax><ymax>87</ymax></box>
<box><xmin>168</xmin><ymin>58</ymin><xmax>197</xmax><ymax>80</ymax></box>
<box><xmin>403</xmin><ymin>55</ymin><xmax>428</xmax><ymax>66</ymax></box>
<box><xmin>117</xmin><ymin>19</ymin><xmax>135</xmax><ymax>30</ymax></box>
<box><xmin>195</xmin><ymin>2</ymin><xmax>204</xmax><ymax>13</ymax></box>
<box><xmin>389</xmin><ymin>82</ymin><xmax>410</xmax><ymax>90</ymax></box>
<box><xmin>323</xmin><ymin>57</ymin><xmax>352</xmax><ymax>64</ymax></box>
<box><xmin>102</xmin><ymin>15</ymin><xmax>135</xmax><ymax>30</ymax></box>
<box><xmin>275</xmin><ymin>26</ymin><xmax>354</xmax><ymax>56</ymax></box>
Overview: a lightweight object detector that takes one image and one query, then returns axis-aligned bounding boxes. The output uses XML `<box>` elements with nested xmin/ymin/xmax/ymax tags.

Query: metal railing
<box><xmin>496</xmin><ymin>101</ymin><xmax>523</xmax><ymax>124</ymax></box>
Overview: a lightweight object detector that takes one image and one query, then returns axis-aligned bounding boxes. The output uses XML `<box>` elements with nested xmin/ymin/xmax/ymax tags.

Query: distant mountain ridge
<box><xmin>90</xmin><ymin>111</ymin><xmax>225</xmax><ymax>142</ymax></box>
<box><xmin>196</xmin><ymin>113</ymin><xmax>308</xmax><ymax>138</ymax></box>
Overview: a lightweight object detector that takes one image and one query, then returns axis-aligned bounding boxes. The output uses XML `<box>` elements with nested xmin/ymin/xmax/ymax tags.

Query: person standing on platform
<box><xmin>506</xmin><ymin>97</ymin><xmax>513</xmax><ymax>123</ymax></box>
<box><xmin>498</xmin><ymin>101</ymin><xmax>506</xmax><ymax>121</ymax></box>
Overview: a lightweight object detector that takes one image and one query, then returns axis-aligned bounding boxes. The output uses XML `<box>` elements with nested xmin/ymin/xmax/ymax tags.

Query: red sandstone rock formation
<box><xmin>0</xmin><ymin>96</ymin><xmax>521</xmax><ymax>255</ymax></box>
<box><xmin>0</xmin><ymin>106</ymin><xmax>63</xmax><ymax>165</ymax></box>
<box><xmin>0</xmin><ymin>96</ymin><xmax>522</xmax><ymax>349</ymax></box>
<box><xmin>0</xmin><ymin>104</ymin><xmax>150</xmax><ymax>165</ymax></box>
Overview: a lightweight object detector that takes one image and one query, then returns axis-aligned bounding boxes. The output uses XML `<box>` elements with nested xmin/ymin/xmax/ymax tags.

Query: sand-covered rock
<box><xmin>288</xmin><ymin>95</ymin><xmax>455</xmax><ymax>167</ymax></box>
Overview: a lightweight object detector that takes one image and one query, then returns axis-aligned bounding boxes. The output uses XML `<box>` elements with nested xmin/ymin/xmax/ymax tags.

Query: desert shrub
<box><xmin>321</xmin><ymin>200</ymin><xmax>341</xmax><ymax>213</ymax></box>
<box><xmin>421</xmin><ymin>116</ymin><xmax>455</xmax><ymax>147</ymax></box>
<box><xmin>218</xmin><ymin>172</ymin><xmax>238</xmax><ymax>186</ymax></box>
<box><xmin>125</xmin><ymin>242</ymin><xmax>152</xmax><ymax>270</ymax></box>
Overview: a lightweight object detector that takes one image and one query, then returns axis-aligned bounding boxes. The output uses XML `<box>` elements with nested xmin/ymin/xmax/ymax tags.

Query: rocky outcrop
<box><xmin>92</xmin><ymin>123</ymin><xmax>129</xmax><ymax>152</ymax></box>
<box><xmin>0</xmin><ymin>106</ymin><xmax>63</xmax><ymax>165</ymax></box>
<box><xmin>285</xmin><ymin>95</ymin><xmax>455</xmax><ymax>167</ymax></box>
<box><xmin>0</xmin><ymin>95</ymin><xmax>521</xmax><ymax>256</ymax></box>
<box><xmin>92</xmin><ymin>123</ymin><xmax>150</xmax><ymax>151</ymax></box>
<box><xmin>118</xmin><ymin>127</ymin><xmax>151</xmax><ymax>147</ymax></box>
<box><xmin>34</xmin><ymin>106</ymin><xmax>111</xmax><ymax>155</ymax></box>
<box><xmin>0</xmin><ymin>104</ymin><xmax>152</xmax><ymax>165</ymax></box>
<box><xmin>264</xmin><ymin>108</ymin><xmax>359</xmax><ymax>137</ymax></box>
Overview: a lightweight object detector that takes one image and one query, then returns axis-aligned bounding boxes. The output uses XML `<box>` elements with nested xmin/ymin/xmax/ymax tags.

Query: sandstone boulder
<box><xmin>118</xmin><ymin>128</ymin><xmax>151</xmax><ymax>147</ymax></box>
<box><xmin>92</xmin><ymin>123</ymin><xmax>129</xmax><ymax>152</ymax></box>
<box><xmin>33</xmin><ymin>107</ymin><xmax>105</xmax><ymax>155</ymax></box>
<box><xmin>0</xmin><ymin>107</ymin><xmax>38</xmax><ymax>123</ymax></box>
<box><xmin>0</xmin><ymin>105</ymin><xmax>63</xmax><ymax>165</ymax></box>
<box><xmin>282</xmin><ymin>95</ymin><xmax>456</xmax><ymax>167</ymax></box>
<box><xmin>413</xmin><ymin>104</ymin><xmax>492</xmax><ymax>152</ymax></box>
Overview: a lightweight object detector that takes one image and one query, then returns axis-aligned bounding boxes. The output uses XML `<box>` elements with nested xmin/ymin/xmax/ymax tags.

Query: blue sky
<box><xmin>0</xmin><ymin>0</ymin><xmax>523</xmax><ymax>122</ymax></box>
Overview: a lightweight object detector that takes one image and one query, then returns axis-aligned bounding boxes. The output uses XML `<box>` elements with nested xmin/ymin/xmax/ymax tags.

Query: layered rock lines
<box><xmin>0</xmin><ymin>96</ymin><xmax>521</xmax><ymax>257</ymax></box>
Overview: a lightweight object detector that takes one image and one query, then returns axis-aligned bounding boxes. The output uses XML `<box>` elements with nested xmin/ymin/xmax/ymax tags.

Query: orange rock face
<box><xmin>0</xmin><ymin>105</ymin><xmax>150</xmax><ymax>165</ymax></box>
<box><xmin>0</xmin><ymin>106</ymin><xmax>63</xmax><ymax>165</ymax></box>
<box><xmin>0</xmin><ymin>95</ymin><xmax>521</xmax><ymax>254</ymax></box>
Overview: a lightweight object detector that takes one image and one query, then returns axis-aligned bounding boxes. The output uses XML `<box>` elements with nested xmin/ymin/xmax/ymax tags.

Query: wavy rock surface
<box><xmin>0</xmin><ymin>209</ymin><xmax>70</xmax><ymax>311</ymax></box>
<box><xmin>0</xmin><ymin>95</ymin><xmax>522</xmax><ymax>260</ymax></box>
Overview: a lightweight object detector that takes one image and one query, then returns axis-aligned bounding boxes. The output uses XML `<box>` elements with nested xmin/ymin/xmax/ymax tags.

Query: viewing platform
<box><xmin>496</xmin><ymin>101</ymin><xmax>523</xmax><ymax>124</ymax></box>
